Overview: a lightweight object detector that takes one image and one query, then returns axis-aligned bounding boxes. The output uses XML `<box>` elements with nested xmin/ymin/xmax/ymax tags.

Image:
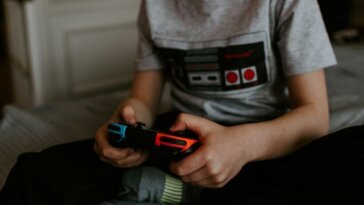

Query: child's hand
<box><xmin>94</xmin><ymin>106</ymin><xmax>149</xmax><ymax>168</ymax></box>
<box><xmin>169</xmin><ymin>113</ymin><xmax>251</xmax><ymax>188</ymax></box>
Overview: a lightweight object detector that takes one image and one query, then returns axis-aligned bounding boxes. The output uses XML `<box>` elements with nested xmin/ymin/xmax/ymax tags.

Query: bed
<box><xmin>0</xmin><ymin>41</ymin><xmax>364</xmax><ymax>189</ymax></box>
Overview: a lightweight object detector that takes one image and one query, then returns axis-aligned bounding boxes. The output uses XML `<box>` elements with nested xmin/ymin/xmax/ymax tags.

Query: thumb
<box><xmin>170</xmin><ymin>113</ymin><xmax>213</xmax><ymax>137</ymax></box>
<box><xmin>121</xmin><ymin>106</ymin><xmax>137</xmax><ymax>124</ymax></box>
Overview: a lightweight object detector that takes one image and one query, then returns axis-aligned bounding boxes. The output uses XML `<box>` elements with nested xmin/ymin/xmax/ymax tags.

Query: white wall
<box><xmin>5</xmin><ymin>0</ymin><xmax>140</xmax><ymax>109</ymax></box>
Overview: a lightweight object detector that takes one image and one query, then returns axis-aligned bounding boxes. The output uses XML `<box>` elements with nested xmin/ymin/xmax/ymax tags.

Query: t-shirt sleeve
<box><xmin>135</xmin><ymin>0</ymin><xmax>164</xmax><ymax>71</ymax></box>
<box><xmin>275</xmin><ymin>0</ymin><xmax>337</xmax><ymax>77</ymax></box>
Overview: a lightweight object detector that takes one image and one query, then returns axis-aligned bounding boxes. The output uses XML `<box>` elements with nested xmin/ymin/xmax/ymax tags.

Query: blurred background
<box><xmin>1</xmin><ymin>0</ymin><xmax>140</xmax><ymax>110</ymax></box>
<box><xmin>0</xmin><ymin>0</ymin><xmax>364</xmax><ymax>110</ymax></box>
<box><xmin>0</xmin><ymin>2</ymin><xmax>11</xmax><ymax>110</ymax></box>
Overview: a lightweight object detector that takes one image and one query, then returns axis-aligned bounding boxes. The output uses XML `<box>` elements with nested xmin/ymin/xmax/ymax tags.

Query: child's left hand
<box><xmin>169</xmin><ymin>113</ymin><xmax>253</xmax><ymax>188</ymax></box>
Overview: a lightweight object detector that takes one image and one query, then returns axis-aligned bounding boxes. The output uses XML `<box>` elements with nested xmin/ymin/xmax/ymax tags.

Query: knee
<box><xmin>0</xmin><ymin>152</ymin><xmax>41</xmax><ymax>200</ymax></box>
<box><xmin>9</xmin><ymin>152</ymin><xmax>41</xmax><ymax>183</ymax></box>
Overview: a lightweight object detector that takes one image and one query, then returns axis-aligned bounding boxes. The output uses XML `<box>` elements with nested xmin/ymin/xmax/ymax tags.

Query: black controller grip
<box><xmin>107</xmin><ymin>122</ymin><xmax>200</xmax><ymax>160</ymax></box>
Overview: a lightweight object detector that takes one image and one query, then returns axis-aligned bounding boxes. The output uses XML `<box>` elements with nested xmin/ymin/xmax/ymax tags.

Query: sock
<box><xmin>162</xmin><ymin>175</ymin><xmax>202</xmax><ymax>205</ymax></box>
<box><xmin>161</xmin><ymin>174</ymin><xmax>183</xmax><ymax>204</ymax></box>
<box><xmin>117</xmin><ymin>166</ymin><xmax>201</xmax><ymax>204</ymax></box>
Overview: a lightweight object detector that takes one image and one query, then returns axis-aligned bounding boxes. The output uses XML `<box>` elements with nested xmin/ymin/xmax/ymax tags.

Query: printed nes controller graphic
<box><xmin>167</xmin><ymin>43</ymin><xmax>268</xmax><ymax>91</ymax></box>
<box><xmin>187</xmin><ymin>66</ymin><xmax>258</xmax><ymax>86</ymax></box>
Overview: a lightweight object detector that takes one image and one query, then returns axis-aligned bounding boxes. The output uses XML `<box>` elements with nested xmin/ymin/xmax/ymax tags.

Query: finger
<box><xmin>177</xmin><ymin>153</ymin><xmax>223</xmax><ymax>184</ymax></box>
<box><xmin>181</xmin><ymin>166</ymin><xmax>230</xmax><ymax>188</ymax></box>
<box><xmin>97</xmin><ymin>149</ymin><xmax>134</xmax><ymax>166</ymax></box>
<box><xmin>104</xmin><ymin>150</ymin><xmax>147</xmax><ymax>168</ymax></box>
<box><xmin>180</xmin><ymin>166</ymin><xmax>211</xmax><ymax>183</ymax></box>
<box><xmin>191</xmin><ymin>175</ymin><xmax>228</xmax><ymax>188</ymax></box>
<box><xmin>94</xmin><ymin>125</ymin><xmax>113</xmax><ymax>154</ymax></box>
<box><xmin>113</xmin><ymin>149</ymin><xmax>148</xmax><ymax>167</ymax></box>
<box><xmin>121</xmin><ymin>106</ymin><xmax>137</xmax><ymax>124</ymax></box>
<box><xmin>98</xmin><ymin>155</ymin><xmax>132</xmax><ymax>168</ymax></box>
<box><xmin>95</xmin><ymin>140</ymin><xmax>135</xmax><ymax>161</ymax></box>
<box><xmin>170</xmin><ymin>146</ymin><xmax>208</xmax><ymax>176</ymax></box>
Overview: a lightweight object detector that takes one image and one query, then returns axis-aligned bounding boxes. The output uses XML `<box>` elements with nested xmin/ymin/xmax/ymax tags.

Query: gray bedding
<box><xmin>0</xmin><ymin>43</ymin><xmax>364</xmax><ymax>189</ymax></box>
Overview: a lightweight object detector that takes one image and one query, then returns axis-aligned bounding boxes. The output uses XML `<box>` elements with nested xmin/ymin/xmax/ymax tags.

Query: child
<box><xmin>95</xmin><ymin>0</ymin><xmax>336</xmax><ymax>203</ymax></box>
<box><xmin>1</xmin><ymin>0</ymin><xmax>343</xmax><ymax>204</ymax></box>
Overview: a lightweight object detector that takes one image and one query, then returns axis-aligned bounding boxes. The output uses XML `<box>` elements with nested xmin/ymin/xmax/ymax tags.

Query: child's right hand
<box><xmin>94</xmin><ymin>106</ymin><xmax>149</xmax><ymax>168</ymax></box>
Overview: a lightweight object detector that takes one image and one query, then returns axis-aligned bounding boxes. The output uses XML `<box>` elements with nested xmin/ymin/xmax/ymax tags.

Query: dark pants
<box><xmin>202</xmin><ymin>125</ymin><xmax>364</xmax><ymax>204</ymax></box>
<box><xmin>0</xmin><ymin>139</ymin><xmax>122</xmax><ymax>205</ymax></box>
<box><xmin>1</xmin><ymin>113</ymin><xmax>364</xmax><ymax>204</ymax></box>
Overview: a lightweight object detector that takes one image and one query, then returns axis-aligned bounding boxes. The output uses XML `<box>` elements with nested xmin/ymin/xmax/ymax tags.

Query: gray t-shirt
<box><xmin>135</xmin><ymin>0</ymin><xmax>337</xmax><ymax>124</ymax></box>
